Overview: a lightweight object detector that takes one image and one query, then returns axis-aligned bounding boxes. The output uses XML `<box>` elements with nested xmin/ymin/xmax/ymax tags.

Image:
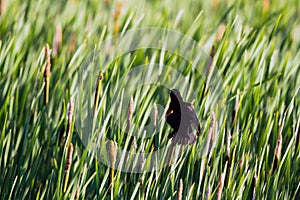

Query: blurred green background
<box><xmin>0</xmin><ymin>0</ymin><xmax>299</xmax><ymax>199</ymax></box>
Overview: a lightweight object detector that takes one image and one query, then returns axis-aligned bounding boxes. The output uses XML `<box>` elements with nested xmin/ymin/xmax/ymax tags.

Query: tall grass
<box><xmin>0</xmin><ymin>0</ymin><xmax>299</xmax><ymax>199</ymax></box>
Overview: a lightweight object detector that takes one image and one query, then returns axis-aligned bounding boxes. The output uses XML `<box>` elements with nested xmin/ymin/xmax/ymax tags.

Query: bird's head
<box><xmin>169</xmin><ymin>89</ymin><xmax>183</xmax><ymax>103</ymax></box>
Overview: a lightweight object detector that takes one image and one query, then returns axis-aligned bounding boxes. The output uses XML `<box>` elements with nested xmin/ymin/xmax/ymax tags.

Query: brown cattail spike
<box><xmin>263</xmin><ymin>0</ymin><xmax>270</xmax><ymax>13</ymax></box>
<box><xmin>0</xmin><ymin>0</ymin><xmax>7</xmax><ymax>15</ymax></box>
<box><xmin>63</xmin><ymin>143</ymin><xmax>74</xmax><ymax>192</ymax></box>
<box><xmin>239</xmin><ymin>153</ymin><xmax>245</xmax><ymax>171</ymax></box>
<box><xmin>232</xmin><ymin>90</ymin><xmax>240</xmax><ymax>128</ymax></box>
<box><xmin>211</xmin><ymin>0</ymin><xmax>219</xmax><ymax>9</ymax></box>
<box><xmin>226</xmin><ymin>133</ymin><xmax>231</xmax><ymax>162</ymax></box>
<box><xmin>296</xmin><ymin>120</ymin><xmax>300</xmax><ymax>150</ymax></box>
<box><xmin>206</xmin><ymin>45</ymin><xmax>215</xmax><ymax>84</ymax></box>
<box><xmin>205</xmin><ymin>184</ymin><xmax>211</xmax><ymax>200</ymax></box>
<box><xmin>53</xmin><ymin>24</ymin><xmax>62</xmax><ymax>57</ymax></box>
<box><xmin>113</xmin><ymin>1</ymin><xmax>123</xmax><ymax>34</ymax></box>
<box><xmin>126</xmin><ymin>96</ymin><xmax>134</xmax><ymax>132</ymax></box>
<box><xmin>44</xmin><ymin>44</ymin><xmax>51</xmax><ymax>105</ymax></box>
<box><xmin>201</xmin><ymin>45</ymin><xmax>215</xmax><ymax>102</ymax></box>
<box><xmin>153</xmin><ymin>103</ymin><xmax>158</xmax><ymax>149</ymax></box>
<box><xmin>177</xmin><ymin>178</ymin><xmax>183</xmax><ymax>200</ymax></box>
<box><xmin>207</xmin><ymin>112</ymin><xmax>215</xmax><ymax>166</ymax></box>
<box><xmin>217</xmin><ymin>161</ymin><xmax>227</xmax><ymax>200</ymax></box>
<box><xmin>272</xmin><ymin>133</ymin><xmax>282</xmax><ymax>173</ymax></box>
<box><xmin>68</xmin><ymin>34</ymin><xmax>76</xmax><ymax>54</ymax></box>
<box><xmin>109</xmin><ymin>141</ymin><xmax>117</xmax><ymax>189</ymax></box>
<box><xmin>153</xmin><ymin>103</ymin><xmax>158</xmax><ymax>129</ymax></box>
<box><xmin>217</xmin><ymin>24</ymin><xmax>226</xmax><ymax>41</ymax></box>
<box><xmin>252</xmin><ymin>171</ymin><xmax>258</xmax><ymax>200</ymax></box>
<box><xmin>66</xmin><ymin>98</ymin><xmax>74</xmax><ymax>144</ymax></box>
<box><xmin>75</xmin><ymin>187</ymin><xmax>79</xmax><ymax>200</ymax></box>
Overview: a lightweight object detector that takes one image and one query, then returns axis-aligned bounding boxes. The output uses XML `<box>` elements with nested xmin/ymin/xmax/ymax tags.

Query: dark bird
<box><xmin>165</xmin><ymin>89</ymin><xmax>201</xmax><ymax>145</ymax></box>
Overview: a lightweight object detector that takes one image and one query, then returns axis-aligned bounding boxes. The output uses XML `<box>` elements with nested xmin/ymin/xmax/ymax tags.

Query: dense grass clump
<box><xmin>0</xmin><ymin>0</ymin><xmax>299</xmax><ymax>199</ymax></box>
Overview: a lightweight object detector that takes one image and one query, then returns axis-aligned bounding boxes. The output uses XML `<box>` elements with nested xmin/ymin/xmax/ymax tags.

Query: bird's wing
<box><xmin>185</xmin><ymin>103</ymin><xmax>201</xmax><ymax>136</ymax></box>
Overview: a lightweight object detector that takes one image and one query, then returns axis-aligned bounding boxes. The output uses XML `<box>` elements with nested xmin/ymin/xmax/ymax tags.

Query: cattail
<box><xmin>132</xmin><ymin>136</ymin><xmax>137</xmax><ymax>151</ymax></box>
<box><xmin>225</xmin><ymin>133</ymin><xmax>231</xmax><ymax>163</ymax></box>
<box><xmin>139</xmin><ymin>174</ymin><xmax>145</xmax><ymax>187</ymax></box>
<box><xmin>44</xmin><ymin>44</ymin><xmax>51</xmax><ymax>105</ymax></box>
<box><xmin>153</xmin><ymin>103</ymin><xmax>158</xmax><ymax>129</ymax></box>
<box><xmin>52</xmin><ymin>24</ymin><xmax>62</xmax><ymax>57</ymax></box>
<box><xmin>216</xmin><ymin>173</ymin><xmax>225</xmax><ymax>200</ymax></box>
<box><xmin>66</xmin><ymin>98</ymin><xmax>74</xmax><ymax>144</ymax></box>
<box><xmin>153</xmin><ymin>103</ymin><xmax>158</xmax><ymax>149</ymax></box>
<box><xmin>0</xmin><ymin>0</ymin><xmax>7</xmax><ymax>15</ymax></box>
<box><xmin>205</xmin><ymin>184</ymin><xmax>211</xmax><ymax>200</ymax></box>
<box><xmin>63</xmin><ymin>143</ymin><xmax>74</xmax><ymax>192</ymax></box>
<box><xmin>74</xmin><ymin>187</ymin><xmax>79</xmax><ymax>200</ymax></box>
<box><xmin>232</xmin><ymin>90</ymin><xmax>240</xmax><ymax>128</ymax></box>
<box><xmin>29</xmin><ymin>109</ymin><xmax>35</xmax><ymax>125</ymax></box>
<box><xmin>252</xmin><ymin>171</ymin><xmax>258</xmax><ymax>200</ymax></box>
<box><xmin>139</xmin><ymin>150</ymin><xmax>145</xmax><ymax>187</ymax></box>
<box><xmin>68</xmin><ymin>33</ymin><xmax>76</xmax><ymax>55</ymax></box>
<box><xmin>211</xmin><ymin>0</ymin><xmax>219</xmax><ymax>9</ymax></box>
<box><xmin>239</xmin><ymin>153</ymin><xmax>245</xmax><ymax>171</ymax></box>
<box><xmin>113</xmin><ymin>1</ymin><xmax>123</xmax><ymax>34</ymax></box>
<box><xmin>109</xmin><ymin>141</ymin><xmax>117</xmax><ymax>188</ymax></box>
<box><xmin>207</xmin><ymin>112</ymin><xmax>215</xmax><ymax>166</ymax></box>
<box><xmin>217</xmin><ymin>24</ymin><xmax>226</xmax><ymax>41</ymax></box>
<box><xmin>126</xmin><ymin>96</ymin><xmax>134</xmax><ymax>132</ymax></box>
<box><xmin>168</xmin><ymin>144</ymin><xmax>175</xmax><ymax>167</ymax></box>
<box><xmin>263</xmin><ymin>0</ymin><xmax>270</xmax><ymax>13</ymax></box>
<box><xmin>201</xmin><ymin>46</ymin><xmax>215</xmax><ymax>102</ymax></box>
<box><xmin>296</xmin><ymin>120</ymin><xmax>300</xmax><ymax>150</ymax></box>
<box><xmin>94</xmin><ymin>71</ymin><xmax>104</xmax><ymax>116</ymax></box>
<box><xmin>273</xmin><ymin>133</ymin><xmax>282</xmax><ymax>173</ymax></box>
<box><xmin>206</xmin><ymin>45</ymin><xmax>215</xmax><ymax>80</ymax></box>
<box><xmin>177</xmin><ymin>178</ymin><xmax>183</xmax><ymax>200</ymax></box>
<box><xmin>58</xmin><ymin>123</ymin><xmax>66</xmax><ymax>146</ymax></box>
<box><xmin>278</xmin><ymin>104</ymin><xmax>285</xmax><ymax>128</ymax></box>
<box><xmin>216</xmin><ymin>161</ymin><xmax>227</xmax><ymax>200</ymax></box>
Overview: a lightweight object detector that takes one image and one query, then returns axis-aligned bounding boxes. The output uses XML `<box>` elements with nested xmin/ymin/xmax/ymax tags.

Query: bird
<box><xmin>165</xmin><ymin>89</ymin><xmax>201</xmax><ymax>145</ymax></box>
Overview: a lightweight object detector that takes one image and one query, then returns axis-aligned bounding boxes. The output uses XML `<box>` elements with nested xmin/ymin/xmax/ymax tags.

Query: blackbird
<box><xmin>165</xmin><ymin>89</ymin><xmax>201</xmax><ymax>145</ymax></box>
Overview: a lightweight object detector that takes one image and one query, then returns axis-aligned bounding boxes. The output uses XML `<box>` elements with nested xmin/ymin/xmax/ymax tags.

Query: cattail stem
<box><xmin>177</xmin><ymin>178</ymin><xmax>183</xmax><ymax>200</ymax></box>
<box><xmin>109</xmin><ymin>141</ymin><xmax>117</xmax><ymax>189</ymax></box>
<box><xmin>201</xmin><ymin>45</ymin><xmax>215</xmax><ymax>103</ymax></box>
<box><xmin>217</xmin><ymin>161</ymin><xmax>227</xmax><ymax>200</ymax></box>
<box><xmin>93</xmin><ymin>71</ymin><xmax>104</xmax><ymax>117</ymax></box>
<box><xmin>44</xmin><ymin>44</ymin><xmax>51</xmax><ymax>105</ymax></box>
<box><xmin>252</xmin><ymin>171</ymin><xmax>257</xmax><ymax>200</ymax></box>
<box><xmin>63</xmin><ymin>143</ymin><xmax>74</xmax><ymax>192</ymax></box>
<box><xmin>272</xmin><ymin>133</ymin><xmax>282</xmax><ymax>173</ymax></box>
